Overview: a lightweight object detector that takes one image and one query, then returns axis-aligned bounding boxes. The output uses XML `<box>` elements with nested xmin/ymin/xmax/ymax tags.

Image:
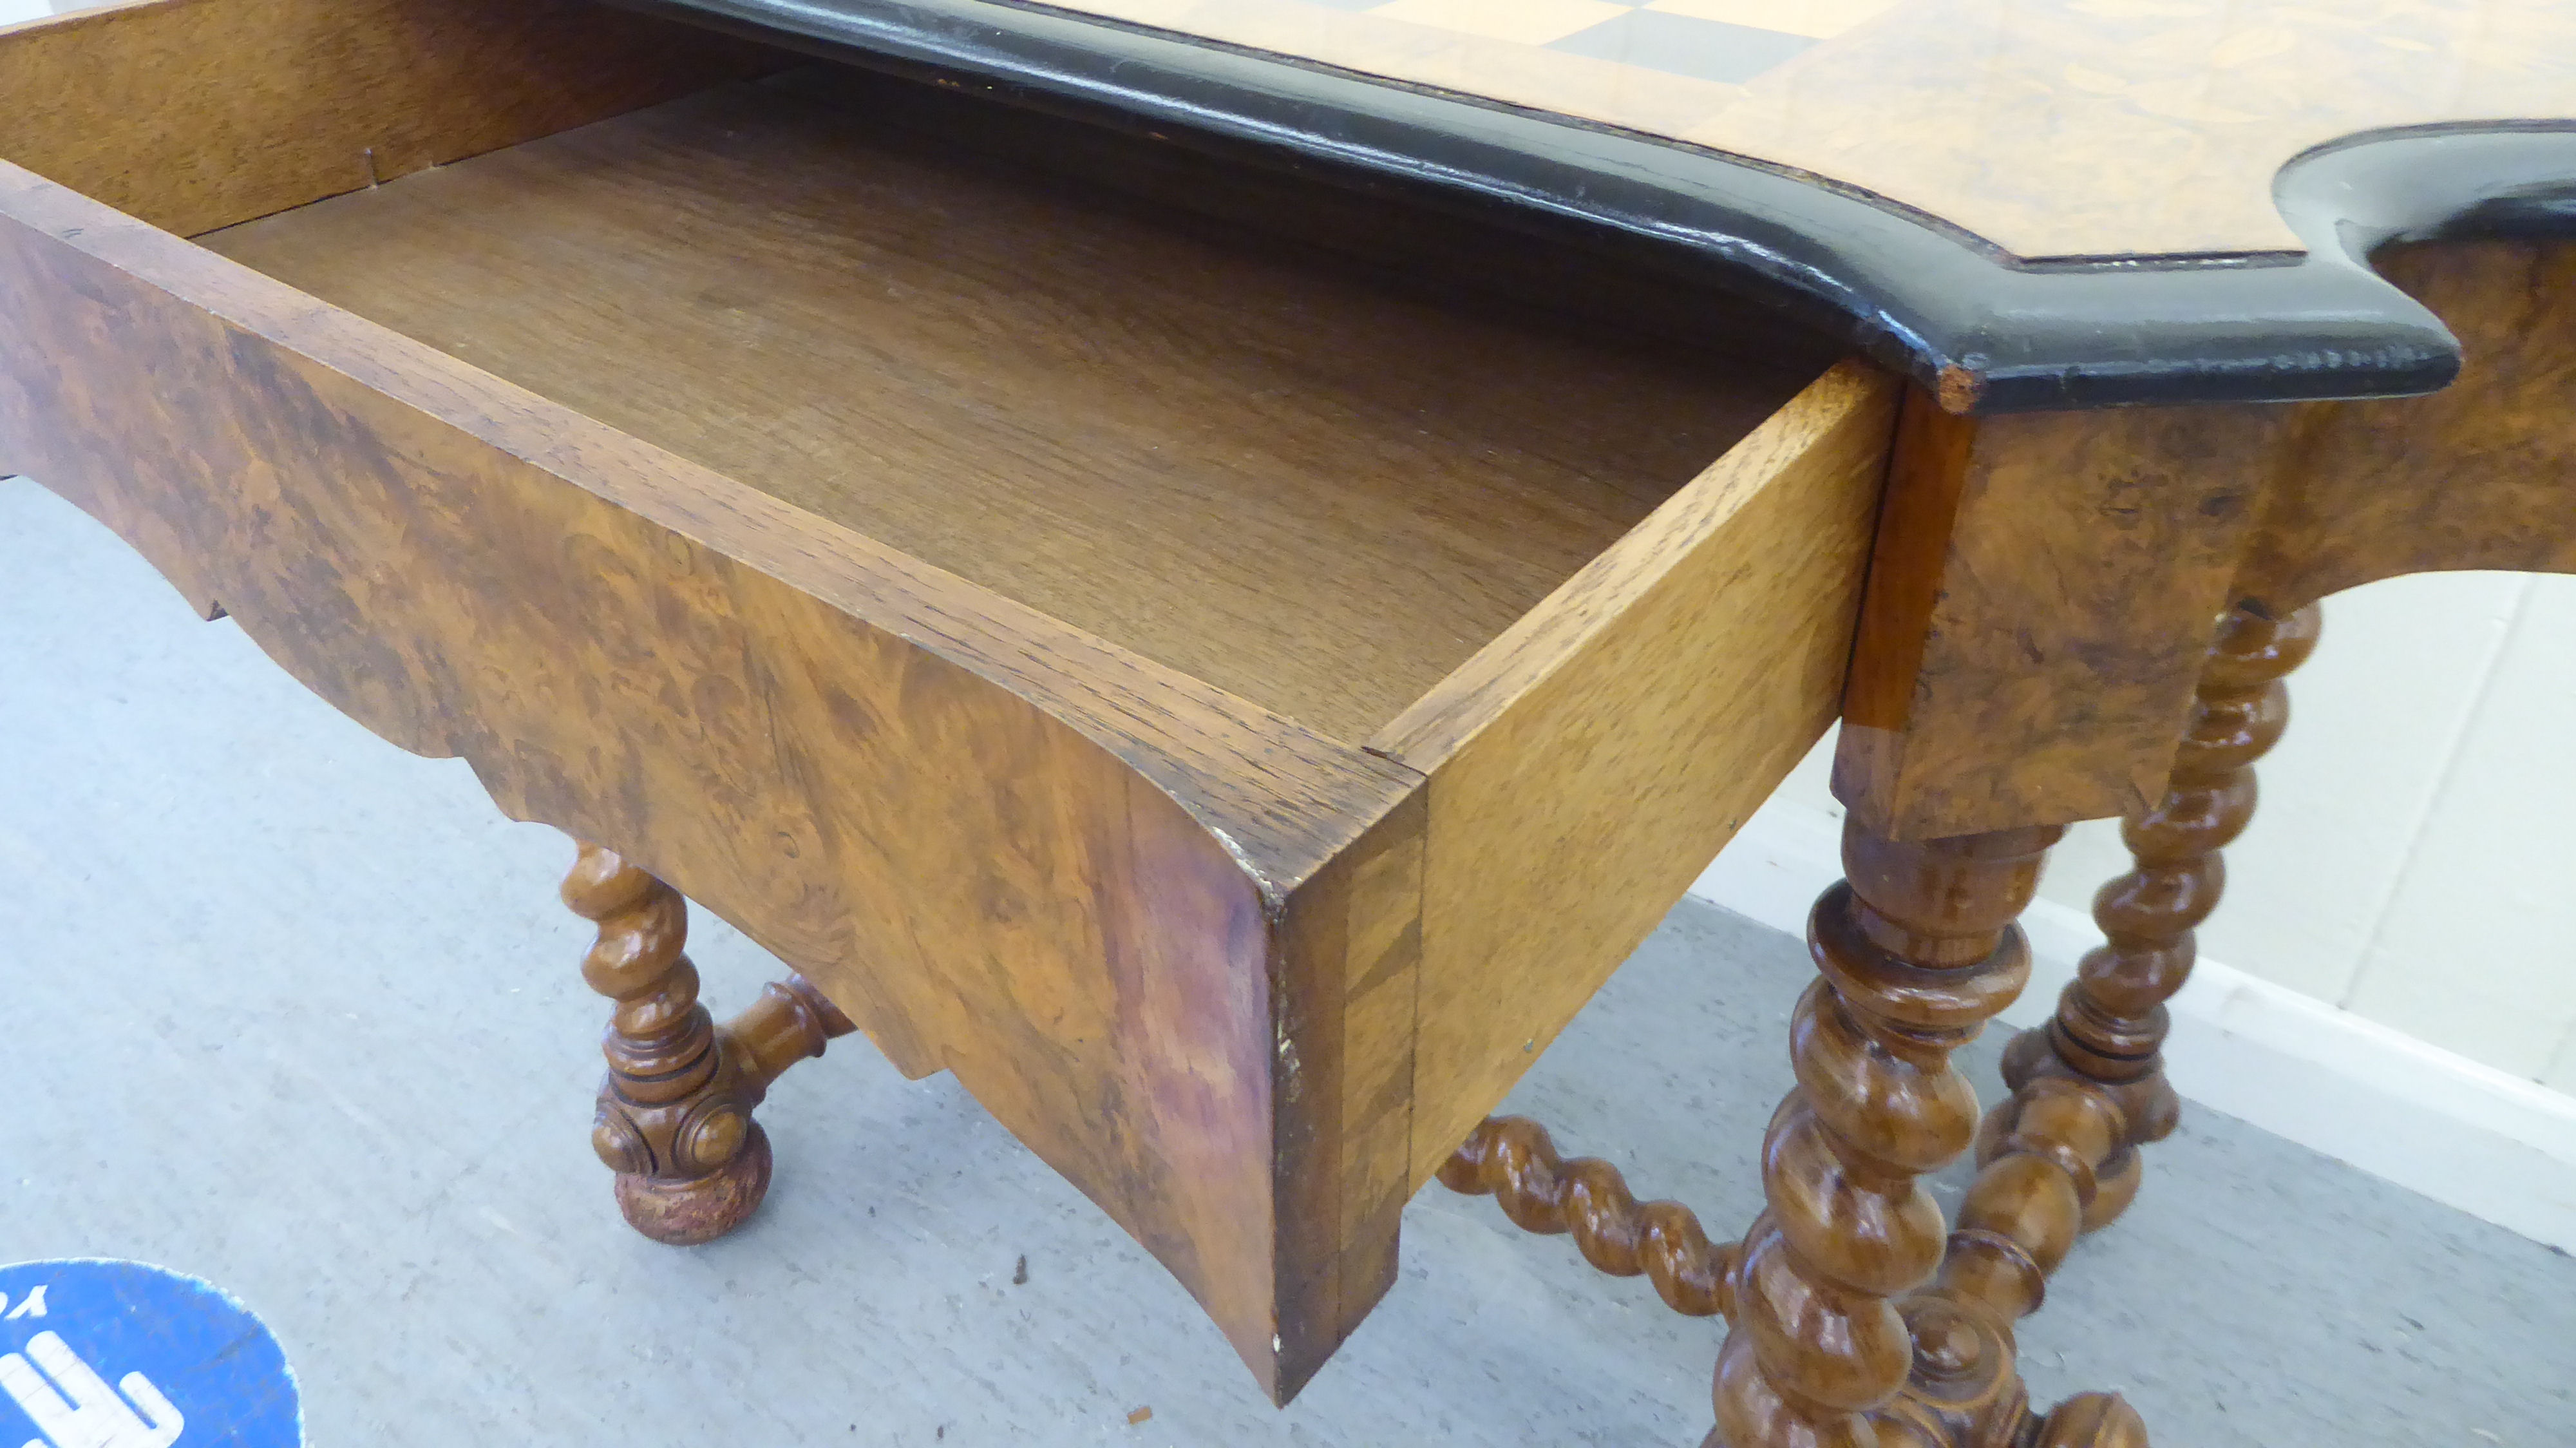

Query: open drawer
<box><xmin>0</xmin><ymin>0</ymin><xmax>1897</xmax><ymax>1402</ymax></box>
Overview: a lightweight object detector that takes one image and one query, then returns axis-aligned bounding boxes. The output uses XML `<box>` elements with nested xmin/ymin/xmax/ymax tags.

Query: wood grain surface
<box><xmin>0</xmin><ymin>19</ymin><xmax>1866</xmax><ymax>1391</ymax></box>
<box><xmin>1376</xmin><ymin>361</ymin><xmax>1897</xmax><ymax>1188</ymax></box>
<box><xmin>0</xmin><ymin>0</ymin><xmax>781</xmax><ymax>238</ymax></box>
<box><xmin>1834</xmin><ymin>236</ymin><xmax>2576</xmax><ymax>843</ymax></box>
<box><xmin>945</xmin><ymin>0</ymin><xmax>2576</xmax><ymax>260</ymax></box>
<box><xmin>1266</xmin><ymin>790</ymin><xmax>1428</xmax><ymax>1389</ymax></box>
<box><xmin>61</xmin><ymin>0</ymin><xmax>2563</xmax><ymax>1409</ymax></box>
<box><xmin>0</xmin><ymin>158</ymin><xmax>1439</xmax><ymax>1399</ymax></box>
<box><xmin>1833</xmin><ymin>393</ymin><xmax>2279</xmax><ymax>840</ymax></box>
<box><xmin>2235</xmin><ymin>238</ymin><xmax>2576</xmax><ymax>613</ymax></box>
<box><xmin>198</xmin><ymin>72</ymin><xmax>1817</xmax><ymax>745</ymax></box>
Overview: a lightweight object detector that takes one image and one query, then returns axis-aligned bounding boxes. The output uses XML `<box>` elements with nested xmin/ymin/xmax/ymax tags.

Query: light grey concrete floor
<box><xmin>5</xmin><ymin>474</ymin><xmax>2571</xmax><ymax>1446</ymax></box>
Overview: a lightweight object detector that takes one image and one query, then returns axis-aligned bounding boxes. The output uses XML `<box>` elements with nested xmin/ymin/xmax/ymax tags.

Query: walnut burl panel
<box><xmin>1832</xmin><ymin>394</ymin><xmax>2273</xmax><ymax>837</ymax></box>
<box><xmin>1694</xmin><ymin>0</ymin><xmax>2576</xmax><ymax>260</ymax></box>
<box><xmin>2237</xmin><ymin>238</ymin><xmax>2576</xmax><ymax>614</ymax></box>
<box><xmin>1833</xmin><ymin>234</ymin><xmax>2576</xmax><ymax>841</ymax></box>
<box><xmin>0</xmin><ymin>0</ymin><xmax>1884</xmax><ymax>1400</ymax></box>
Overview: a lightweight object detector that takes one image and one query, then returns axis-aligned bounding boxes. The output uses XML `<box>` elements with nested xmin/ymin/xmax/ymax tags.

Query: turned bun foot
<box><xmin>565</xmin><ymin>842</ymin><xmax>856</xmax><ymax>1250</ymax></box>
<box><xmin>612</xmin><ymin>1121</ymin><xmax>775</xmax><ymax>1246</ymax></box>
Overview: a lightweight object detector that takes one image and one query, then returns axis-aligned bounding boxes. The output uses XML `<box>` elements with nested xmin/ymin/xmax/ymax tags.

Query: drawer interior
<box><xmin>196</xmin><ymin>65</ymin><xmax>1832</xmax><ymax>743</ymax></box>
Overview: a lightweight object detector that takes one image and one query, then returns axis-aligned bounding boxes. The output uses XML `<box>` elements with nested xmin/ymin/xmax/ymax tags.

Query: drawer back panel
<box><xmin>0</xmin><ymin>0</ymin><xmax>781</xmax><ymax>237</ymax></box>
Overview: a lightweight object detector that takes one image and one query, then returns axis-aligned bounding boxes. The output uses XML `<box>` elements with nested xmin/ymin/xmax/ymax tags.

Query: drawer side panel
<box><xmin>1379</xmin><ymin>362</ymin><xmax>1897</xmax><ymax>1185</ymax></box>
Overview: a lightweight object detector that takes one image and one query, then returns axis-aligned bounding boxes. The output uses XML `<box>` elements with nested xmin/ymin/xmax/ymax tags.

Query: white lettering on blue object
<box><xmin>0</xmin><ymin>1329</ymin><xmax>187</xmax><ymax>1447</ymax></box>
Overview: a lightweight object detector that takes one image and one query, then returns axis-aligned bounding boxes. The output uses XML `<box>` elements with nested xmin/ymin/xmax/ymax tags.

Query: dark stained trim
<box><xmin>617</xmin><ymin>0</ymin><xmax>2576</xmax><ymax>413</ymax></box>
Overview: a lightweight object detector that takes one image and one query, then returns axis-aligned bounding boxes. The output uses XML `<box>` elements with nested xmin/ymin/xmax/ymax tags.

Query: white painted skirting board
<box><xmin>1691</xmin><ymin>802</ymin><xmax>2576</xmax><ymax>1254</ymax></box>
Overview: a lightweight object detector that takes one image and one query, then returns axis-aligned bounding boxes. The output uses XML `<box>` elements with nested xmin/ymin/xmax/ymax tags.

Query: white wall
<box><xmin>1697</xmin><ymin>569</ymin><xmax>2576</xmax><ymax>1247</ymax></box>
<box><xmin>2043</xmin><ymin>571</ymin><xmax>2576</xmax><ymax>1087</ymax></box>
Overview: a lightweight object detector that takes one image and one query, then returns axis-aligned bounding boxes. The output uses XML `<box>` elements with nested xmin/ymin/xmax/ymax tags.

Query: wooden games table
<box><xmin>2</xmin><ymin>1</ymin><xmax>2569</xmax><ymax>1443</ymax></box>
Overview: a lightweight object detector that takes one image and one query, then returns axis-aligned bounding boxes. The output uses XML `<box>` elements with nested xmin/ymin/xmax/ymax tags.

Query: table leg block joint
<box><xmin>565</xmin><ymin>839</ymin><xmax>857</xmax><ymax>1246</ymax></box>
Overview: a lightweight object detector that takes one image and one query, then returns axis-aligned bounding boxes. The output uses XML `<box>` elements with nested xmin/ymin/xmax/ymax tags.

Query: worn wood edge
<box><xmin>1833</xmin><ymin>396</ymin><xmax>2281</xmax><ymax>841</ymax></box>
<box><xmin>1368</xmin><ymin>358</ymin><xmax>1893</xmax><ymax>768</ymax></box>
<box><xmin>1836</xmin><ymin>388</ymin><xmax>1975</xmax><ymax>737</ymax></box>
<box><xmin>1265</xmin><ymin>788</ymin><xmax>1427</xmax><ymax>1402</ymax></box>
<box><xmin>0</xmin><ymin>161</ymin><xmax>1420</xmax><ymax>899</ymax></box>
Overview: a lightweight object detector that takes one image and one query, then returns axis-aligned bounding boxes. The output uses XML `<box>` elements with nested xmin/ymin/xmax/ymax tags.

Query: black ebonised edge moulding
<box><xmin>622</xmin><ymin>0</ymin><xmax>2576</xmax><ymax>414</ymax></box>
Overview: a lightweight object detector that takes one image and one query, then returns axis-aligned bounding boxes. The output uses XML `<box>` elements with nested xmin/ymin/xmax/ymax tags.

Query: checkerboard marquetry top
<box><xmin>659</xmin><ymin>0</ymin><xmax>2576</xmax><ymax>405</ymax></box>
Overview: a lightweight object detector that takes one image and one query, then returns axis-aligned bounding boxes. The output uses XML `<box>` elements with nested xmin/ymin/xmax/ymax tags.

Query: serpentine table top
<box><xmin>634</xmin><ymin>0</ymin><xmax>2576</xmax><ymax>408</ymax></box>
<box><xmin>3</xmin><ymin>0</ymin><xmax>2572</xmax><ymax>1433</ymax></box>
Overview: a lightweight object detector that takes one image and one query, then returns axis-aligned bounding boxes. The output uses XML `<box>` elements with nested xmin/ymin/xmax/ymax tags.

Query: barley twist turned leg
<box><xmin>564</xmin><ymin>840</ymin><xmax>856</xmax><ymax>1245</ymax></box>
<box><xmin>1440</xmin><ymin>821</ymin><xmax>2145</xmax><ymax>1445</ymax></box>
<box><xmin>1987</xmin><ymin>603</ymin><xmax>2320</xmax><ymax>1234</ymax></box>
<box><xmin>1439</xmin><ymin>1104</ymin><xmax>2146</xmax><ymax>1447</ymax></box>
<box><xmin>1710</xmin><ymin>820</ymin><xmax>2060</xmax><ymax>1448</ymax></box>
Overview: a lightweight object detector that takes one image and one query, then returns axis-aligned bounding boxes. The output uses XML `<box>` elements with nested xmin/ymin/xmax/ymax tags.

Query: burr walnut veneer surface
<box><xmin>0</xmin><ymin>0</ymin><xmax>1880</xmax><ymax>1403</ymax></box>
<box><xmin>17</xmin><ymin>0</ymin><xmax>2565</xmax><ymax>1433</ymax></box>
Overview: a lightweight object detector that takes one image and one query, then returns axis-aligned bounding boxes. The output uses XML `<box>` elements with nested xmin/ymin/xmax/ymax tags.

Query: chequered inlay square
<box><xmin>1341</xmin><ymin>0</ymin><xmax>1899</xmax><ymax>86</ymax></box>
<box><xmin>1368</xmin><ymin>0</ymin><xmax>1635</xmax><ymax>47</ymax></box>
